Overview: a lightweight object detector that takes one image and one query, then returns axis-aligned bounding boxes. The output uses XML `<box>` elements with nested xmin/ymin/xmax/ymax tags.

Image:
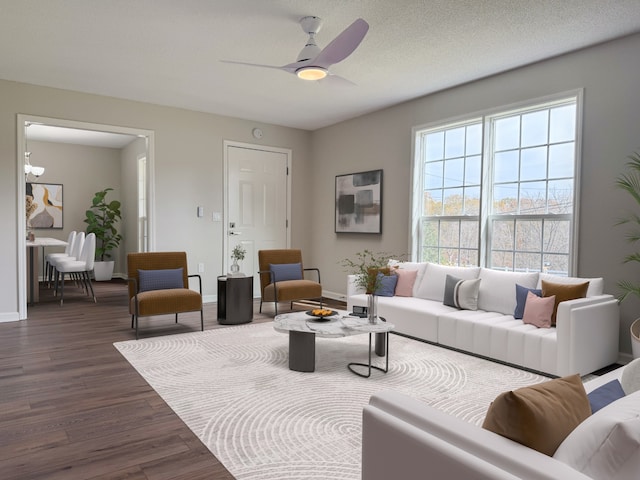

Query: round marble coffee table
<box><xmin>274</xmin><ymin>310</ymin><xmax>394</xmax><ymax>376</ymax></box>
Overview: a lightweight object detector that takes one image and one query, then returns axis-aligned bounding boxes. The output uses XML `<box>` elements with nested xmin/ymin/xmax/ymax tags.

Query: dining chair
<box><xmin>54</xmin><ymin>233</ymin><xmax>96</xmax><ymax>306</ymax></box>
<box><xmin>45</xmin><ymin>230</ymin><xmax>76</xmax><ymax>287</ymax></box>
<box><xmin>48</xmin><ymin>231</ymin><xmax>85</xmax><ymax>287</ymax></box>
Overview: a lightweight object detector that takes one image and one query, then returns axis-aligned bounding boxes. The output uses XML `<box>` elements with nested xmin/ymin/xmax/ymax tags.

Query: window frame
<box><xmin>410</xmin><ymin>90</ymin><xmax>583</xmax><ymax>275</ymax></box>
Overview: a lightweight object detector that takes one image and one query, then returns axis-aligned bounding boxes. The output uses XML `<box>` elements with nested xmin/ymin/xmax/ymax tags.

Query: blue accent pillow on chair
<box><xmin>138</xmin><ymin>268</ymin><xmax>184</xmax><ymax>292</ymax></box>
<box><xmin>269</xmin><ymin>263</ymin><xmax>303</xmax><ymax>282</ymax></box>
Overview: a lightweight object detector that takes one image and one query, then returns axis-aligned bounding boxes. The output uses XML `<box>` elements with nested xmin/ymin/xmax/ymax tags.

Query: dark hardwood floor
<box><xmin>0</xmin><ymin>279</ymin><xmax>333</xmax><ymax>479</ymax></box>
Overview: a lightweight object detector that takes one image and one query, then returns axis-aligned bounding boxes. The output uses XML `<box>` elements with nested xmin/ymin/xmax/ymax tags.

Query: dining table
<box><xmin>26</xmin><ymin>236</ymin><xmax>68</xmax><ymax>305</ymax></box>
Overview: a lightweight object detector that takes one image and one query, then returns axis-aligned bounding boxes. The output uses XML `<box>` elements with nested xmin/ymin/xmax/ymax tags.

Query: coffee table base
<box><xmin>348</xmin><ymin>331</ymin><xmax>390</xmax><ymax>378</ymax></box>
<box><xmin>289</xmin><ymin>330</ymin><xmax>316</xmax><ymax>372</ymax></box>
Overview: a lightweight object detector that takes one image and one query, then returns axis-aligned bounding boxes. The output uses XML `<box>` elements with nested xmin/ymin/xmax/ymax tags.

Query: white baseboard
<box><xmin>0</xmin><ymin>312</ymin><xmax>20</xmax><ymax>322</ymax></box>
<box><xmin>322</xmin><ymin>290</ymin><xmax>347</xmax><ymax>303</ymax></box>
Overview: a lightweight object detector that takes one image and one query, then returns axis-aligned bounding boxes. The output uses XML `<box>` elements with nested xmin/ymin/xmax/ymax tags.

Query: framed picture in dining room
<box><xmin>26</xmin><ymin>182</ymin><xmax>63</xmax><ymax>229</ymax></box>
<box><xmin>335</xmin><ymin>169</ymin><xmax>382</xmax><ymax>234</ymax></box>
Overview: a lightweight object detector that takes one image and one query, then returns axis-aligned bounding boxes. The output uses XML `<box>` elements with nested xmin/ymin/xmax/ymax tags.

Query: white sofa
<box><xmin>362</xmin><ymin>368</ymin><xmax>639</xmax><ymax>480</ymax></box>
<box><xmin>347</xmin><ymin>262</ymin><xmax>620</xmax><ymax>377</ymax></box>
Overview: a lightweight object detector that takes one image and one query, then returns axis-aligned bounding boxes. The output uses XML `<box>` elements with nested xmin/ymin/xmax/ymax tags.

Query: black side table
<box><xmin>217</xmin><ymin>275</ymin><xmax>253</xmax><ymax>324</ymax></box>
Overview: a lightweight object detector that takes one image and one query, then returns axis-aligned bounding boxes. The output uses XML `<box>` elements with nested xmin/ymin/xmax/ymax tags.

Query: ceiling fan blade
<box><xmin>222</xmin><ymin>59</ymin><xmax>311</xmax><ymax>75</ymax></box>
<box><xmin>312</xmin><ymin>18</ymin><xmax>369</xmax><ymax>68</ymax></box>
<box><xmin>321</xmin><ymin>73</ymin><xmax>357</xmax><ymax>86</ymax></box>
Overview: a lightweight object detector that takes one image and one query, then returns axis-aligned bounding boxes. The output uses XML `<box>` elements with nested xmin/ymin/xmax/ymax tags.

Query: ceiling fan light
<box><xmin>296</xmin><ymin>66</ymin><xmax>327</xmax><ymax>81</ymax></box>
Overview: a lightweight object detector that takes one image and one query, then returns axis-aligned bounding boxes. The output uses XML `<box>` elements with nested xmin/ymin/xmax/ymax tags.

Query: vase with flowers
<box><xmin>340</xmin><ymin>250</ymin><xmax>398</xmax><ymax>324</ymax></box>
<box><xmin>229</xmin><ymin>244</ymin><xmax>247</xmax><ymax>277</ymax></box>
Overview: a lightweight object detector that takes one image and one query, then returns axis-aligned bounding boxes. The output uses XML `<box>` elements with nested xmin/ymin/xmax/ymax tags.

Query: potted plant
<box><xmin>84</xmin><ymin>188</ymin><xmax>122</xmax><ymax>281</ymax></box>
<box><xmin>229</xmin><ymin>244</ymin><xmax>246</xmax><ymax>277</ymax></box>
<box><xmin>615</xmin><ymin>151</ymin><xmax>640</xmax><ymax>358</ymax></box>
<box><xmin>340</xmin><ymin>250</ymin><xmax>397</xmax><ymax>323</ymax></box>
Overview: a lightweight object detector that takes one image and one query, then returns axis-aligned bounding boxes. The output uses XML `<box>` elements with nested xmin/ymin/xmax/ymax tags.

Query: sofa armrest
<box><xmin>555</xmin><ymin>295</ymin><xmax>619</xmax><ymax>376</ymax></box>
<box><xmin>363</xmin><ymin>391</ymin><xmax>592</xmax><ymax>480</ymax></box>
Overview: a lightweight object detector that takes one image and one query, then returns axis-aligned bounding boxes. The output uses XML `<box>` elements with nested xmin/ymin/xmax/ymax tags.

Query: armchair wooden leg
<box><xmin>175</xmin><ymin>313</ymin><xmax>178</xmax><ymax>323</ymax></box>
<box><xmin>131</xmin><ymin>315</ymin><xmax>135</xmax><ymax>328</ymax></box>
<box><xmin>200</xmin><ymin>310</ymin><xmax>204</xmax><ymax>331</ymax></box>
<box><xmin>135</xmin><ymin>316</ymin><xmax>139</xmax><ymax>340</ymax></box>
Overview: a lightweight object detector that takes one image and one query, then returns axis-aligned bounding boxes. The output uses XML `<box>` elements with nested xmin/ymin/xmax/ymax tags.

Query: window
<box><xmin>412</xmin><ymin>93</ymin><xmax>580</xmax><ymax>275</ymax></box>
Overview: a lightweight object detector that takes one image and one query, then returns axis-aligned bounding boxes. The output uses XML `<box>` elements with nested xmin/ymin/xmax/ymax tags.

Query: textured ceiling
<box><xmin>2</xmin><ymin>0</ymin><xmax>640</xmax><ymax>131</ymax></box>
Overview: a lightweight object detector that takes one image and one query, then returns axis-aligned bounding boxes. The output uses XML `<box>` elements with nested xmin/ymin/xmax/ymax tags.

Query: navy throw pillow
<box><xmin>138</xmin><ymin>268</ymin><xmax>184</xmax><ymax>292</ymax></box>
<box><xmin>374</xmin><ymin>272</ymin><xmax>398</xmax><ymax>297</ymax></box>
<box><xmin>587</xmin><ymin>379</ymin><xmax>626</xmax><ymax>413</ymax></box>
<box><xmin>269</xmin><ymin>263</ymin><xmax>303</xmax><ymax>282</ymax></box>
<box><xmin>514</xmin><ymin>283</ymin><xmax>543</xmax><ymax>319</ymax></box>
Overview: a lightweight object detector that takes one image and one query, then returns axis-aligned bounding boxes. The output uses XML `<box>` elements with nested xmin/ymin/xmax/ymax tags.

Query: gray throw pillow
<box><xmin>443</xmin><ymin>274</ymin><xmax>481</xmax><ymax>310</ymax></box>
<box><xmin>138</xmin><ymin>267</ymin><xmax>184</xmax><ymax>292</ymax></box>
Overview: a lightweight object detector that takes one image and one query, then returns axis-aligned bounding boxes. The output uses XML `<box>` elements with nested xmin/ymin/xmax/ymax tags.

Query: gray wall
<box><xmin>27</xmin><ymin>140</ymin><xmax>124</xmax><ymax>276</ymax></box>
<box><xmin>0</xmin><ymin>79</ymin><xmax>312</xmax><ymax>320</ymax></box>
<box><xmin>310</xmin><ymin>33</ymin><xmax>640</xmax><ymax>356</ymax></box>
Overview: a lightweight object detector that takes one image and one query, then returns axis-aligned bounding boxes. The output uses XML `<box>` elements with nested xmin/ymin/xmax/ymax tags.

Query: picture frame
<box><xmin>335</xmin><ymin>169</ymin><xmax>382</xmax><ymax>234</ymax></box>
<box><xmin>26</xmin><ymin>182</ymin><xmax>63</xmax><ymax>229</ymax></box>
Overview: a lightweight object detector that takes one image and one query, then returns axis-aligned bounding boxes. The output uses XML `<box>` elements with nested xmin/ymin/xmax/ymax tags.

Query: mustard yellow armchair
<box><xmin>258</xmin><ymin>249</ymin><xmax>322</xmax><ymax>315</ymax></box>
<box><xmin>127</xmin><ymin>252</ymin><xmax>203</xmax><ymax>339</ymax></box>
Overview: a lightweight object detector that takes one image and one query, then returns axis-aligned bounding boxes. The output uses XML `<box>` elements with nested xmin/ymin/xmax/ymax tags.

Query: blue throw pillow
<box><xmin>514</xmin><ymin>283</ymin><xmax>543</xmax><ymax>319</ymax></box>
<box><xmin>374</xmin><ymin>272</ymin><xmax>398</xmax><ymax>297</ymax></box>
<box><xmin>587</xmin><ymin>379</ymin><xmax>626</xmax><ymax>413</ymax></box>
<box><xmin>138</xmin><ymin>268</ymin><xmax>184</xmax><ymax>292</ymax></box>
<box><xmin>269</xmin><ymin>263</ymin><xmax>303</xmax><ymax>282</ymax></box>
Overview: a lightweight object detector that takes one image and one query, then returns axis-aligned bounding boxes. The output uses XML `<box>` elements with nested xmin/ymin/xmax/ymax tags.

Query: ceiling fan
<box><xmin>222</xmin><ymin>16</ymin><xmax>369</xmax><ymax>84</ymax></box>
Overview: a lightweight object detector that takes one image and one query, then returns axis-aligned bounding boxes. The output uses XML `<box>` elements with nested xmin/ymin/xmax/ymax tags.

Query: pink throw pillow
<box><xmin>394</xmin><ymin>269</ymin><xmax>418</xmax><ymax>297</ymax></box>
<box><xmin>522</xmin><ymin>291</ymin><xmax>555</xmax><ymax>328</ymax></box>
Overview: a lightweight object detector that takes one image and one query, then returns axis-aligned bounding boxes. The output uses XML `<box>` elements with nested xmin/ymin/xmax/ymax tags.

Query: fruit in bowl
<box><xmin>310</xmin><ymin>308</ymin><xmax>334</xmax><ymax>317</ymax></box>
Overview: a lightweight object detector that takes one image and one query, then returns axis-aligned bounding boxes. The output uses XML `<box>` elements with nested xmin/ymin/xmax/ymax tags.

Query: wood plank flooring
<box><xmin>0</xmin><ymin>279</ymin><xmax>338</xmax><ymax>479</ymax></box>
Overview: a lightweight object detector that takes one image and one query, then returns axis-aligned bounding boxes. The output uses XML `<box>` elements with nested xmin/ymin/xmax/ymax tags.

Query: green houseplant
<box><xmin>84</xmin><ymin>188</ymin><xmax>123</xmax><ymax>281</ymax></box>
<box><xmin>340</xmin><ymin>250</ymin><xmax>398</xmax><ymax>323</ymax></box>
<box><xmin>615</xmin><ymin>151</ymin><xmax>640</xmax><ymax>358</ymax></box>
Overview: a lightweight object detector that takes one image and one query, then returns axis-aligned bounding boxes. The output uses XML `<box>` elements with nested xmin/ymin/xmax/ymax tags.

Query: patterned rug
<box><xmin>114</xmin><ymin>321</ymin><xmax>550</xmax><ymax>480</ymax></box>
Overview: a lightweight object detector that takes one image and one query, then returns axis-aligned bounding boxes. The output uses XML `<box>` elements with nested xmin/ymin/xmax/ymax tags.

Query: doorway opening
<box><xmin>17</xmin><ymin>114</ymin><xmax>155</xmax><ymax>319</ymax></box>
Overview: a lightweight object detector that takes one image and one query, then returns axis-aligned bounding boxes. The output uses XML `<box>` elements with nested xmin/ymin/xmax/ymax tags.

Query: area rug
<box><xmin>114</xmin><ymin>322</ymin><xmax>550</xmax><ymax>480</ymax></box>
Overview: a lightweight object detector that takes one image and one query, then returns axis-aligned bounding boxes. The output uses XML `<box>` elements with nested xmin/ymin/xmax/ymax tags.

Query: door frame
<box><xmin>16</xmin><ymin>114</ymin><xmax>156</xmax><ymax>319</ymax></box>
<box><xmin>222</xmin><ymin>140</ymin><xmax>292</xmax><ymax>274</ymax></box>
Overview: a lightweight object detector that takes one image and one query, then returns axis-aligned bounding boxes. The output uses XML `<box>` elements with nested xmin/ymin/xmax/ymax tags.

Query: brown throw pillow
<box><xmin>482</xmin><ymin>374</ymin><xmax>591</xmax><ymax>456</ymax></box>
<box><xmin>541</xmin><ymin>280</ymin><xmax>589</xmax><ymax>326</ymax></box>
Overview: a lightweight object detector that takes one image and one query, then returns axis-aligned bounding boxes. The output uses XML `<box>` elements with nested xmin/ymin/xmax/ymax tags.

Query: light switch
<box><xmin>197</xmin><ymin>206</ymin><xmax>204</xmax><ymax>218</ymax></box>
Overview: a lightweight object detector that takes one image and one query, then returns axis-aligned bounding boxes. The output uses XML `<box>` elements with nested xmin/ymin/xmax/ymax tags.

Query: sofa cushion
<box><xmin>388</xmin><ymin>260</ymin><xmax>428</xmax><ymax>297</ymax></box>
<box><xmin>541</xmin><ymin>280</ymin><xmax>589</xmax><ymax>326</ymax></box>
<box><xmin>538</xmin><ymin>273</ymin><xmax>603</xmax><ymax>297</ymax></box>
<box><xmin>522</xmin><ymin>292</ymin><xmax>555</xmax><ymax>328</ymax></box>
<box><xmin>477</xmin><ymin>269</ymin><xmax>539</xmax><ymax>315</ymax></box>
<box><xmin>514</xmin><ymin>284</ymin><xmax>543</xmax><ymax>319</ymax></box>
<box><xmin>138</xmin><ymin>267</ymin><xmax>184</xmax><ymax>292</ymax></box>
<box><xmin>443</xmin><ymin>275</ymin><xmax>481</xmax><ymax>310</ymax></box>
<box><xmin>554</xmin><ymin>389</ymin><xmax>640</xmax><ymax>480</ymax></box>
<box><xmin>394</xmin><ymin>268</ymin><xmax>418</xmax><ymax>297</ymax></box>
<box><xmin>415</xmin><ymin>263</ymin><xmax>480</xmax><ymax>302</ymax></box>
<box><xmin>482</xmin><ymin>374</ymin><xmax>591</xmax><ymax>456</ymax></box>
<box><xmin>587</xmin><ymin>379</ymin><xmax>626</xmax><ymax>413</ymax></box>
<box><xmin>374</xmin><ymin>272</ymin><xmax>398</xmax><ymax>297</ymax></box>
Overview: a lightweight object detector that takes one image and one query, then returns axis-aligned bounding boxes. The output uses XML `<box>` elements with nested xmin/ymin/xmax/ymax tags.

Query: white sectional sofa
<box><xmin>347</xmin><ymin>262</ymin><xmax>620</xmax><ymax>377</ymax></box>
<box><xmin>362</xmin><ymin>367</ymin><xmax>639</xmax><ymax>480</ymax></box>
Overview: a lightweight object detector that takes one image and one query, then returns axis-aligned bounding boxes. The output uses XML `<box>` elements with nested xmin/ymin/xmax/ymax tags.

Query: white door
<box><xmin>224</xmin><ymin>142</ymin><xmax>290</xmax><ymax>295</ymax></box>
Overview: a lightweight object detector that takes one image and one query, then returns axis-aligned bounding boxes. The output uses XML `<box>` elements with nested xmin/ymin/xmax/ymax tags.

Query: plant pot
<box><xmin>631</xmin><ymin>318</ymin><xmax>640</xmax><ymax>359</ymax></box>
<box><xmin>93</xmin><ymin>260</ymin><xmax>115</xmax><ymax>281</ymax></box>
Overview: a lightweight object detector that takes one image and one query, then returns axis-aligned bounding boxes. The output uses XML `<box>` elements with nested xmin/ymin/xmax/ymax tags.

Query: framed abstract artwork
<box><xmin>26</xmin><ymin>182</ymin><xmax>63</xmax><ymax>229</ymax></box>
<box><xmin>335</xmin><ymin>169</ymin><xmax>382</xmax><ymax>233</ymax></box>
